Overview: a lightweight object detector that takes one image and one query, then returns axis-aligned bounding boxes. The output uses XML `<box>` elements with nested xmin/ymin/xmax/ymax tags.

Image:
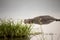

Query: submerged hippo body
<box><xmin>24</xmin><ymin>15</ymin><xmax>60</xmax><ymax>25</ymax></box>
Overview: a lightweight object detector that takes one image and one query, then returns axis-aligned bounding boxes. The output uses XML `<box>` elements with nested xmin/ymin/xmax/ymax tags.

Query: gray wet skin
<box><xmin>24</xmin><ymin>15</ymin><xmax>60</xmax><ymax>25</ymax></box>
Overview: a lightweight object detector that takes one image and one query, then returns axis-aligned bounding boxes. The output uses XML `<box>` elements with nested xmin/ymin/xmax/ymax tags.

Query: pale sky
<box><xmin>0</xmin><ymin>0</ymin><xmax>60</xmax><ymax>40</ymax></box>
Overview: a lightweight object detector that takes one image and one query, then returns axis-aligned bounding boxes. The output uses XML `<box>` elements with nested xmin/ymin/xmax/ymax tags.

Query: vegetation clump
<box><xmin>0</xmin><ymin>18</ymin><xmax>32</xmax><ymax>38</ymax></box>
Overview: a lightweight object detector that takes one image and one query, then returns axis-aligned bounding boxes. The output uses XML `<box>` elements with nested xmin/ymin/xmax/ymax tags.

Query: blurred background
<box><xmin>0</xmin><ymin>0</ymin><xmax>60</xmax><ymax>40</ymax></box>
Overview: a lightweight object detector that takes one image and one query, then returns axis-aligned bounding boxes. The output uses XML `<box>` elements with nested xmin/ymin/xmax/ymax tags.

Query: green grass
<box><xmin>0</xmin><ymin>18</ymin><xmax>32</xmax><ymax>38</ymax></box>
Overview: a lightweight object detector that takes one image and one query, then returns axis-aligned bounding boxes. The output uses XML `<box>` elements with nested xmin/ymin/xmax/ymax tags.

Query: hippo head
<box><xmin>24</xmin><ymin>19</ymin><xmax>33</xmax><ymax>24</ymax></box>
